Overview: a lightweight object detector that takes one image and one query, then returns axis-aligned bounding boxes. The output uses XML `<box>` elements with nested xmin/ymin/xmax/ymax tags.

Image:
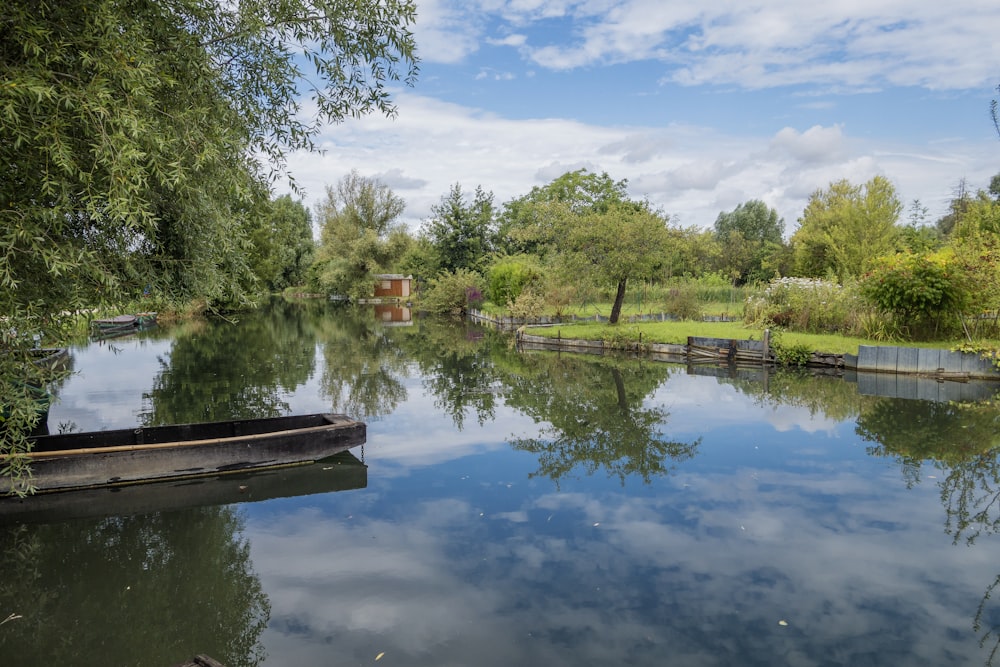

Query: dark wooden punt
<box><xmin>1</xmin><ymin>413</ymin><xmax>366</xmax><ymax>495</ymax></box>
<box><xmin>0</xmin><ymin>450</ymin><xmax>366</xmax><ymax>525</ymax></box>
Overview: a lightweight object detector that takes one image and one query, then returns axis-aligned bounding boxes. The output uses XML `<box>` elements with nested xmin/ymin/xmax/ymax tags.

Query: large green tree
<box><xmin>1</xmin><ymin>0</ymin><xmax>418</xmax><ymax>484</ymax></box>
<box><xmin>562</xmin><ymin>201</ymin><xmax>672</xmax><ymax>324</ymax></box>
<box><xmin>247</xmin><ymin>195</ymin><xmax>315</xmax><ymax>292</ymax></box>
<box><xmin>502</xmin><ymin>170</ymin><xmax>670</xmax><ymax>324</ymax></box>
<box><xmin>499</xmin><ymin>169</ymin><xmax>630</xmax><ymax>256</ymax></box>
<box><xmin>791</xmin><ymin>176</ymin><xmax>902</xmax><ymax>281</ymax></box>
<box><xmin>311</xmin><ymin>170</ymin><xmax>410</xmax><ymax>299</ymax></box>
<box><xmin>420</xmin><ymin>184</ymin><xmax>498</xmax><ymax>274</ymax></box>
<box><xmin>713</xmin><ymin>199</ymin><xmax>785</xmax><ymax>284</ymax></box>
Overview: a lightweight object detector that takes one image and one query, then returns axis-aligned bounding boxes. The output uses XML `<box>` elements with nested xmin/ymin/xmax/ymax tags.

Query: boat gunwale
<box><xmin>8</xmin><ymin>414</ymin><xmax>363</xmax><ymax>461</ymax></box>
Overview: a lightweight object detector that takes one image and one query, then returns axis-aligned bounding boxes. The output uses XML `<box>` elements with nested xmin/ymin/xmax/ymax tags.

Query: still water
<box><xmin>3</xmin><ymin>300</ymin><xmax>1000</xmax><ymax>666</ymax></box>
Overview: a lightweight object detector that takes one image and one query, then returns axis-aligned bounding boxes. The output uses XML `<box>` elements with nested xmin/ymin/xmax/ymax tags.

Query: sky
<box><xmin>282</xmin><ymin>0</ymin><xmax>1000</xmax><ymax>236</ymax></box>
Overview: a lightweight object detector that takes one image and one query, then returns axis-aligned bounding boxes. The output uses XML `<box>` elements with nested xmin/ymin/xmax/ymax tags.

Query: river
<box><xmin>2</xmin><ymin>299</ymin><xmax>1000</xmax><ymax>666</ymax></box>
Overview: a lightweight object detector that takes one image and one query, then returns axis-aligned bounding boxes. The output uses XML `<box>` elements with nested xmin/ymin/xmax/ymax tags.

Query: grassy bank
<box><xmin>522</xmin><ymin>320</ymin><xmax>967</xmax><ymax>356</ymax></box>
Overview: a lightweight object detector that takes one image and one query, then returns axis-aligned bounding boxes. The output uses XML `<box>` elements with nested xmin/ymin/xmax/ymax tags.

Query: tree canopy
<box><xmin>501</xmin><ymin>170</ymin><xmax>670</xmax><ymax>323</ymax></box>
<box><xmin>713</xmin><ymin>199</ymin><xmax>785</xmax><ymax>284</ymax></box>
<box><xmin>1</xmin><ymin>0</ymin><xmax>418</xmax><ymax>482</ymax></box>
<box><xmin>420</xmin><ymin>184</ymin><xmax>498</xmax><ymax>275</ymax></box>
<box><xmin>791</xmin><ymin>176</ymin><xmax>902</xmax><ymax>280</ymax></box>
<box><xmin>311</xmin><ymin>171</ymin><xmax>409</xmax><ymax>300</ymax></box>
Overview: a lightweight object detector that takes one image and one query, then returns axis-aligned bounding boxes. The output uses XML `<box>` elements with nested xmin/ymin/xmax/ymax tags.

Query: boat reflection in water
<box><xmin>0</xmin><ymin>449</ymin><xmax>367</xmax><ymax>525</ymax></box>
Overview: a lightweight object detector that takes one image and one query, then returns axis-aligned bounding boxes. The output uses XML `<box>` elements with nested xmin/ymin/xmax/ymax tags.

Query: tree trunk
<box><xmin>609</xmin><ymin>279</ymin><xmax>627</xmax><ymax>324</ymax></box>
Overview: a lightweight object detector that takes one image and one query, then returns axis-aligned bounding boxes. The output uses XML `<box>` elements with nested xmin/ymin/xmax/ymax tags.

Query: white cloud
<box><xmin>281</xmin><ymin>92</ymin><xmax>996</xmax><ymax>232</ymax></box>
<box><xmin>483</xmin><ymin>0</ymin><xmax>1000</xmax><ymax>91</ymax></box>
<box><xmin>770</xmin><ymin>125</ymin><xmax>846</xmax><ymax>164</ymax></box>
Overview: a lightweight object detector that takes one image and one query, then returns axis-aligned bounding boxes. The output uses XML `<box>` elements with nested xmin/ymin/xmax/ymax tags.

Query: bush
<box><xmin>421</xmin><ymin>269</ymin><xmax>483</xmax><ymax>318</ymax></box>
<box><xmin>487</xmin><ymin>256</ymin><xmax>541</xmax><ymax>305</ymax></box>
<box><xmin>859</xmin><ymin>251</ymin><xmax>968</xmax><ymax>339</ymax></box>
<box><xmin>663</xmin><ymin>286</ymin><xmax>703</xmax><ymax>320</ymax></box>
<box><xmin>744</xmin><ymin>277</ymin><xmax>866</xmax><ymax>334</ymax></box>
<box><xmin>507</xmin><ymin>288</ymin><xmax>546</xmax><ymax>320</ymax></box>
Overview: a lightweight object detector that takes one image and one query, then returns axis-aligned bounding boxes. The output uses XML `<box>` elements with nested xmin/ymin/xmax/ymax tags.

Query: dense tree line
<box><xmin>310</xmin><ymin>167</ymin><xmax>1000</xmax><ymax>342</ymax></box>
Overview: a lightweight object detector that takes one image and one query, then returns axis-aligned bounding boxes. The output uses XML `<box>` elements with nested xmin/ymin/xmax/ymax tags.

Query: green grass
<box><xmin>523</xmin><ymin>320</ymin><xmax>978</xmax><ymax>355</ymax></box>
<box><xmin>477</xmin><ymin>299</ymin><xmax>742</xmax><ymax>319</ymax></box>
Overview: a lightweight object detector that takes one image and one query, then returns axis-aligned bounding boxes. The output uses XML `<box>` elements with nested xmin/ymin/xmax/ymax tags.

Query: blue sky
<box><xmin>284</xmin><ymin>0</ymin><xmax>1000</xmax><ymax>234</ymax></box>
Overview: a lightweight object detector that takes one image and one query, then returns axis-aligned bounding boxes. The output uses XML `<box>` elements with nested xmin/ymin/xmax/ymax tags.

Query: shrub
<box><xmin>770</xmin><ymin>332</ymin><xmax>813</xmax><ymax>367</ymax></box>
<box><xmin>487</xmin><ymin>256</ymin><xmax>541</xmax><ymax>306</ymax></box>
<box><xmin>744</xmin><ymin>277</ymin><xmax>865</xmax><ymax>334</ymax></box>
<box><xmin>421</xmin><ymin>269</ymin><xmax>483</xmax><ymax>318</ymax></box>
<box><xmin>663</xmin><ymin>286</ymin><xmax>703</xmax><ymax>320</ymax></box>
<box><xmin>507</xmin><ymin>288</ymin><xmax>546</xmax><ymax>321</ymax></box>
<box><xmin>859</xmin><ymin>250</ymin><xmax>968</xmax><ymax>339</ymax></box>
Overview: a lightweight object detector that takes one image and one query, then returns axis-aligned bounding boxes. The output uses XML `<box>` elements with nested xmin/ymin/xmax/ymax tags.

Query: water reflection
<box><xmin>0</xmin><ymin>507</ymin><xmax>269</xmax><ymax>666</ymax></box>
<box><xmin>317</xmin><ymin>306</ymin><xmax>410</xmax><ymax>419</ymax></box>
<box><xmin>501</xmin><ymin>353</ymin><xmax>700</xmax><ymax>485</ymax></box>
<box><xmin>10</xmin><ymin>302</ymin><xmax>1000</xmax><ymax>666</ymax></box>
<box><xmin>141</xmin><ymin>299</ymin><xmax>323</xmax><ymax>425</ymax></box>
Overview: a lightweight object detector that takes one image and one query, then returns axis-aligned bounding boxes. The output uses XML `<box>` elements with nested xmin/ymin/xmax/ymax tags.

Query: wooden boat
<box><xmin>30</xmin><ymin>347</ymin><xmax>70</xmax><ymax>371</ymax></box>
<box><xmin>1</xmin><ymin>413</ymin><xmax>365</xmax><ymax>495</ymax></box>
<box><xmin>0</xmin><ymin>450</ymin><xmax>366</xmax><ymax>524</ymax></box>
<box><xmin>91</xmin><ymin>312</ymin><xmax>158</xmax><ymax>338</ymax></box>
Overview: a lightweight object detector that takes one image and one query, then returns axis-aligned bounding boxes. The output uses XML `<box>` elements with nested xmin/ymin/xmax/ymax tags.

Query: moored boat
<box><xmin>1</xmin><ymin>413</ymin><xmax>366</xmax><ymax>495</ymax></box>
<box><xmin>90</xmin><ymin>312</ymin><xmax>158</xmax><ymax>338</ymax></box>
<box><xmin>0</xmin><ymin>450</ymin><xmax>367</xmax><ymax>524</ymax></box>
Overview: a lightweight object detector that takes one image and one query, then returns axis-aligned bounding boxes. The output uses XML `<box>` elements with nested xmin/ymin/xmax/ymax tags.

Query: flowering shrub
<box><xmin>744</xmin><ymin>277</ymin><xmax>865</xmax><ymax>334</ymax></box>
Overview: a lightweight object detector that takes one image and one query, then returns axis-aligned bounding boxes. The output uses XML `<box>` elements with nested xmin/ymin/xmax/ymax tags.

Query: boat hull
<box><xmin>0</xmin><ymin>450</ymin><xmax>367</xmax><ymax>524</ymax></box>
<box><xmin>4</xmin><ymin>413</ymin><xmax>366</xmax><ymax>494</ymax></box>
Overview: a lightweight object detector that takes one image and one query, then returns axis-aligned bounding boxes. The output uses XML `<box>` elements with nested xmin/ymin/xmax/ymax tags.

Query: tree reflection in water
<box><xmin>0</xmin><ymin>507</ymin><xmax>269</xmax><ymax>666</ymax></box>
<box><xmin>141</xmin><ymin>299</ymin><xmax>321</xmax><ymax>425</ymax></box>
<box><xmin>317</xmin><ymin>305</ymin><xmax>410</xmax><ymax>419</ymax></box>
<box><xmin>856</xmin><ymin>395</ymin><xmax>1000</xmax><ymax>664</ymax></box>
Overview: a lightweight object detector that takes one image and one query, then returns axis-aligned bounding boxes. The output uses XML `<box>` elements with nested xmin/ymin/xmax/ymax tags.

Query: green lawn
<box><xmin>477</xmin><ymin>299</ymin><xmax>743</xmax><ymax>319</ymax></box>
<box><xmin>522</xmin><ymin>319</ymin><xmax>973</xmax><ymax>355</ymax></box>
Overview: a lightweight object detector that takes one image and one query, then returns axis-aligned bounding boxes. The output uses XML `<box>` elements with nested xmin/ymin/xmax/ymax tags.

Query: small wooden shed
<box><xmin>373</xmin><ymin>274</ymin><xmax>413</xmax><ymax>299</ymax></box>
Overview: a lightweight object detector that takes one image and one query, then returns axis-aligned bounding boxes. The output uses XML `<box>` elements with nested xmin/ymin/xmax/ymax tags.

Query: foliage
<box><xmin>948</xmin><ymin>195</ymin><xmax>1000</xmax><ymax>336</ymax></box>
<box><xmin>247</xmin><ymin>195</ymin><xmax>315</xmax><ymax>292</ymax></box>
<box><xmin>487</xmin><ymin>255</ymin><xmax>542</xmax><ymax>305</ymax></box>
<box><xmin>663</xmin><ymin>286</ymin><xmax>704</xmax><ymax>321</ymax></box>
<box><xmin>498</xmin><ymin>169</ymin><xmax>630</xmax><ymax>256</ymax></box>
<box><xmin>952</xmin><ymin>342</ymin><xmax>1000</xmax><ymax>371</ymax></box>
<box><xmin>713</xmin><ymin>199</ymin><xmax>785</xmax><ymax>284</ymax></box>
<box><xmin>310</xmin><ymin>171</ymin><xmax>409</xmax><ymax>299</ymax></box>
<box><xmin>769</xmin><ymin>333</ymin><xmax>814</xmax><ymax>367</ymax></box>
<box><xmin>661</xmin><ymin>225</ymin><xmax>721</xmax><ymax>279</ymax></box>
<box><xmin>791</xmin><ymin>176</ymin><xmax>902</xmax><ymax>280</ymax></box>
<box><xmin>315</xmin><ymin>305</ymin><xmax>410</xmax><ymax>419</ymax></box>
<box><xmin>420</xmin><ymin>269</ymin><xmax>484</xmax><ymax>318</ymax></box>
<box><xmin>501</xmin><ymin>354</ymin><xmax>699</xmax><ymax>486</ymax></box>
<box><xmin>421</xmin><ymin>184</ymin><xmax>497</xmax><ymax>274</ymax></box>
<box><xmin>0</xmin><ymin>0</ymin><xmax>418</xmax><ymax>477</ymax></box>
<box><xmin>506</xmin><ymin>288</ymin><xmax>546</xmax><ymax>321</ymax></box>
<box><xmin>859</xmin><ymin>250</ymin><xmax>968</xmax><ymax>338</ymax></box>
<box><xmin>743</xmin><ymin>277</ymin><xmax>867</xmax><ymax>335</ymax></box>
<box><xmin>570</xmin><ymin>202</ymin><xmax>672</xmax><ymax>323</ymax></box>
<box><xmin>0</xmin><ymin>506</ymin><xmax>270</xmax><ymax>666</ymax></box>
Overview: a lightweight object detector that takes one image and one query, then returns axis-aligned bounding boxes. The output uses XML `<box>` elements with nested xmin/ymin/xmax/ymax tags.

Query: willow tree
<box><xmin>0</xmin><ymin>0</ymin><xmax>418</xmax><ymax>487</ymax></box>
<box><xmin>311</xmin><ymin>170</ymin><xmax>410</xmax><ymax>300</ymax></box>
